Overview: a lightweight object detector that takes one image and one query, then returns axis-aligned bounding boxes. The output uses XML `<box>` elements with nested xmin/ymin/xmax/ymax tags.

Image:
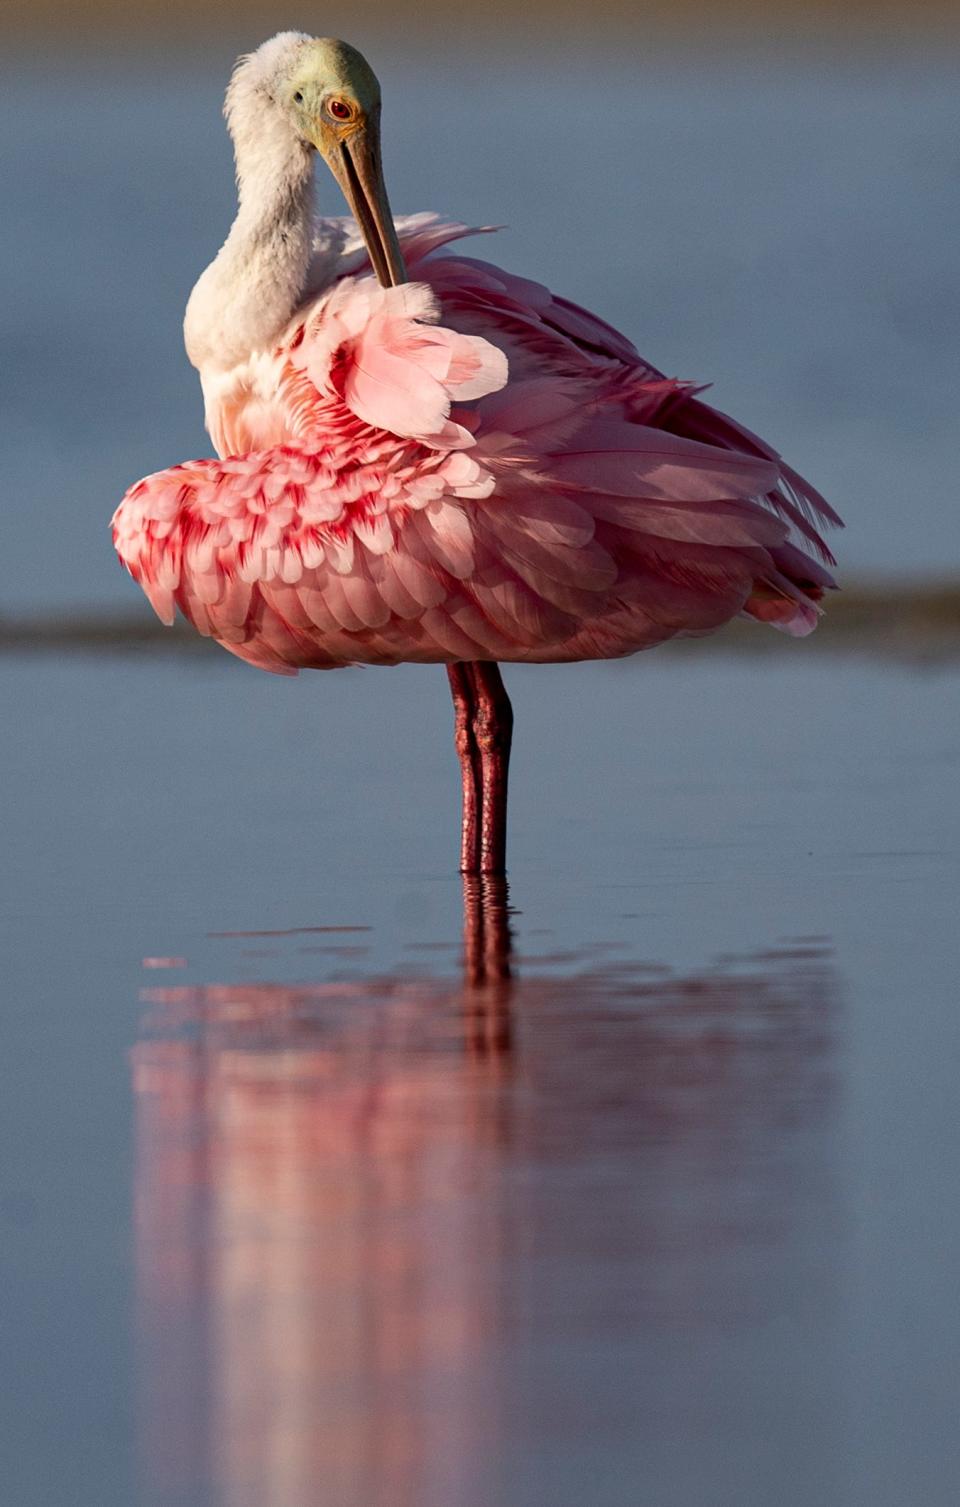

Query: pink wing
<box><xmin>409</xmin><ymin>244</ymin><xmax>839</xmax><ymax>554</ymax></box>
<box><xmin>114</xmin><ymin>221</ymin><xmax>839</xmax><ymax>672</ymax></box>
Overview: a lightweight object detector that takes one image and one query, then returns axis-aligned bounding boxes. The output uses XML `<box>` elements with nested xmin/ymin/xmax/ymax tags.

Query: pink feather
<box><xmin>114</xmin><ymin>218</ymin><xmax>839</xmax><ymax>672</ymax></box>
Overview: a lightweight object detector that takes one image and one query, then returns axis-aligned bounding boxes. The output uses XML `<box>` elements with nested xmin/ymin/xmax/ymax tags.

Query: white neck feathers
<box><xmin>184</xmin><ymin>41</ymin><xmax>316</xmax><ymax>373</ymax></box>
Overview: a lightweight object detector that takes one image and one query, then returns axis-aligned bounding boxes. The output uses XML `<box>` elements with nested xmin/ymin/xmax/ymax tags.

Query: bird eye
<box><xmin>328</xmin><ymin>99</ymin><xmax>351</xmax><ymax>120</ymax></box>
<box><xmin>292</xmin><ymin>90</ymin><xmax>303</xmax><ymax>104</ymax></box>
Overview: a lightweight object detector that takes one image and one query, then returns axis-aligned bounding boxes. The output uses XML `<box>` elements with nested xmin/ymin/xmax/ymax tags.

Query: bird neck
<box><xmin>184</xmin><ymin>114</ymin><xmax>315</xmax><ymax>372</ymax></box>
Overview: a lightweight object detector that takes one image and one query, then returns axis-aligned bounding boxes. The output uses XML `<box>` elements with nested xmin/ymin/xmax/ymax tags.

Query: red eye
<box><xmin>328</xmin><ymin>99</ymin><xmax>351</xmax><ymax>121</ymax></box>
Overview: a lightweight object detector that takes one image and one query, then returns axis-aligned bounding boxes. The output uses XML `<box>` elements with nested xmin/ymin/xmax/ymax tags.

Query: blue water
<box><xmin>2</xmin><ymin>647</ymin><xmax>959</xmax><ymax>1504</ymax></box>
<box><xmin>1</xmin><ymin>47</ymin><xmax>958</xmax><ymax>617</ymax></box>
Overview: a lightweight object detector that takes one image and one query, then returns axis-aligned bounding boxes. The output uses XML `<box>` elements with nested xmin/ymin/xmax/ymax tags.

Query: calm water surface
<box><xmin>2</xmin><ymin>649</ymin><xmax>958</xmax><ymax>1504</ymax></box>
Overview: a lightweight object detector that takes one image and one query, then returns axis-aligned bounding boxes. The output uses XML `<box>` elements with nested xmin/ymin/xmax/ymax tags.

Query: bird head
<box><xmin>234</xmin><ymin>33</ymin><xmax>407</xmax><ymax>289</ymax></box>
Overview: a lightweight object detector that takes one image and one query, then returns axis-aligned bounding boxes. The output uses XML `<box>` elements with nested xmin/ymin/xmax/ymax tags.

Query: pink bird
<box><xmin>113</xmin><ymin>33</ymin><xmax>840</xmax><ymax>875</ymax></box>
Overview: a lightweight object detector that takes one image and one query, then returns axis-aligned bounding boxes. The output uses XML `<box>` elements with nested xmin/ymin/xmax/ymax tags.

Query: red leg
<box><xmin>469</xmin><ymin>662</ymin><xmax>514</xmax><ymax>876</ymax></box>
<box><xmin>447</xmin><ymin>663</ymin><xmax>480</xmax><ymax>875</ymax></box>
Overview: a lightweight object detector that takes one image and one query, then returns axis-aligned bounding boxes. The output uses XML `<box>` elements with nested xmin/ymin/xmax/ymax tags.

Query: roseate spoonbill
<box><xmin>113</xmin><ymin>33</ymin><xmax>840</xmax><ymax>875</ymax></box>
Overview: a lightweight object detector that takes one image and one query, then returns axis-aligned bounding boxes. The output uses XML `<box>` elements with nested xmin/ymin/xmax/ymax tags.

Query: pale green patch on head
<box><xmin>292</xmin><ymin>39</ymin><xmax>380</xmax><ymax>113</ymax></box>
<box><xmin>284</xmin><ymin>37</ymin><xmax>381</xmax><ymax>133</ymax></box>
<box><xmin>232</xmin><ymin>32</ymin><xmax>382</xmax><ymax>135</ymax></box>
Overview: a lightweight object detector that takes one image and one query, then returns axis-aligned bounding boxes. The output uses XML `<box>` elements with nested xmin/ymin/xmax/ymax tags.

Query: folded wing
<box><xmin>114</xmin><ymin>218</ymin><xmax>840</xmax><ymax>670</ymax></box>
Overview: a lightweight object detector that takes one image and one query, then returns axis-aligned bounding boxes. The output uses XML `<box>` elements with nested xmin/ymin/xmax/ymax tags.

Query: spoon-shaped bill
<box><xmin>328</xmin><ymin>120</ymin><xmax>407</xmax><ymax>289</ymax></box>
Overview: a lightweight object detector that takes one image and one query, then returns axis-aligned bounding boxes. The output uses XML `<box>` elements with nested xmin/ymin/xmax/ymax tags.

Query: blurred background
<box><xmin>1</xmin><ymin>7</ymin><xmax>959</xmax><ymax>1507</ymax></box>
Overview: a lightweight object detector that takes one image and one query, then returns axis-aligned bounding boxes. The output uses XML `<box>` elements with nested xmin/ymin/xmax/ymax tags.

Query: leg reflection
<box><xmin>462</xmin><ymin>873</ymin><xmax>513</xmax><ymax>1058</ymax></box>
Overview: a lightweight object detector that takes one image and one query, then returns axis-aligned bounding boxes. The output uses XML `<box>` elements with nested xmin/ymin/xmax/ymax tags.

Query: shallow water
<box><xmin>1</xmin><ymin>48</ymin><xmax>958</xmax><ymax>616</ymax></box>
<box><xmin>2</xmin><ymin>648</ymin><xmax>958</xmax><ymax>1504</ymax></box>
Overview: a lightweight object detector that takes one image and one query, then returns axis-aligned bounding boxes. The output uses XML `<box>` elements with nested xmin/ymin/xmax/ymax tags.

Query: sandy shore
<box><xmin>4</xmin><ymin>582</ymin><xmax>959</xmax><ymax>663</ymax></box>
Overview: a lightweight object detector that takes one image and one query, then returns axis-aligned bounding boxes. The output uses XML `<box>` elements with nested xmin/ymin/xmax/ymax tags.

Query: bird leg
<box><xmin>446</xmin><ymin>662</ymin><xmax>514</xmax><ymax>875</ymax></box>
<box><xmin>468</xmin><ymin>661</ymin><xmax>514</xmax><ymax>875</ymax></box>
<box><xmin>447</xmin><ymin>663</ymin><xmax>481</xmax><ymax>874</ymax></box>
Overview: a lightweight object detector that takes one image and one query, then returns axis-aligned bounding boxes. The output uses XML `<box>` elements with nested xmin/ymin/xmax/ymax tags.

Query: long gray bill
<box><xmin>338</xmin><ymin>128</ymin><xmax>407</xmax><ymax>289</ymax></box>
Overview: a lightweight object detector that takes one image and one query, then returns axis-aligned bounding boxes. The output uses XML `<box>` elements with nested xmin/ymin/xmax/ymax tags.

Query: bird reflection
<box><xmin>133</xmin><ymin>881</ymin><xmax>837</xmax><ymax>1507</ymax></box>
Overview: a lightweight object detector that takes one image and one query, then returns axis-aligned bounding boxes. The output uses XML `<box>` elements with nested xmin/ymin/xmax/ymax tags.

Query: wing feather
<box><xmin>115</xmin><ymin>217</ymin><xmax>839</xmax><ymax>670</ymax></box>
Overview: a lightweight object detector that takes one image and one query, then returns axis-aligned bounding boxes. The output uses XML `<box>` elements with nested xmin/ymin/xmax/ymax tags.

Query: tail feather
<box><xmin>744</xmin><ymin>540</ymin><xmax>833</xmax><ymax>637</ymax></box>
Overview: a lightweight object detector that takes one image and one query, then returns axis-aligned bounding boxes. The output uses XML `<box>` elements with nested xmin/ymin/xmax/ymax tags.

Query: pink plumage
<box><xmin>113</xmin><ymin>219</ymin><xmax>839</xmax><ymax>679</ymax></box>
